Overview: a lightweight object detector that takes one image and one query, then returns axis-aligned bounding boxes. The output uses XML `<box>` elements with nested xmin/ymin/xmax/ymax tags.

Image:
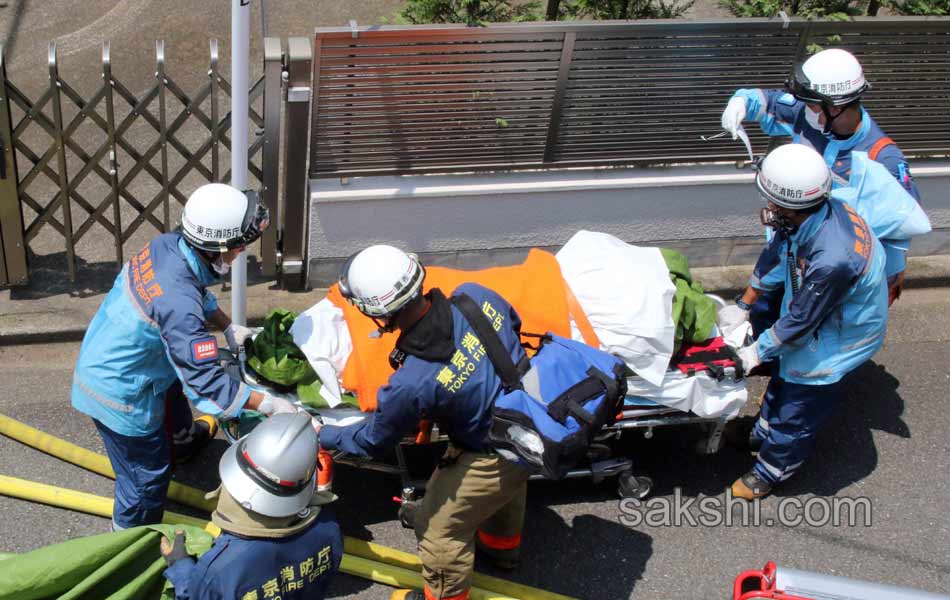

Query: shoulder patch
<box><xmin>777</xmin><ymin>93</ymin><xmax>797</xmax><ymax>106</ymax></box>
<box><xmin>191</xmin><ymin>336</ymin><xmax>219</xmax><ymax>364</ymax></box>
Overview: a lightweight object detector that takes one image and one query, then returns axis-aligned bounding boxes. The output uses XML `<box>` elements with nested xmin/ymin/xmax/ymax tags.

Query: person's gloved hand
<box><xmin>257</xmin><ymin>393</ymin><xmax>299</xmax><ymax>416</ymax></box>
<box><xmin>718</xmin><ymin>304</ymin><xmax>750</xmax><ymax>335</ymax></box>
<box><xmin>737</xmin><ymin>343</ymin><xmax>761</xmax><ymax>373</ymax></box>
<box><xmin>224</xmin><ymin>323</ymin><xmax>257</xmax><ymax>353</ymax></box>
<box><xmin>160</xmin><ymin>529</ymin><xmax>189</xmax><ymax>567</ymax></box>
<box><xmin>721</xmin><ymin>96</ymin><xmax>747</xmax><ymax>140</ymax></box>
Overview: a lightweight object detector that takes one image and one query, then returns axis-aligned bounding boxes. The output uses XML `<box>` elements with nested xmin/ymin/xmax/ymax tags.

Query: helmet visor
<box><xmin>229</xmin><ymin>190</ymin><xmax>270</xmax><ymax>249</ymax></box>
<box><xmin>785</xmin><ymin>64</ymin><xmax>836</xmax><ymax>107</ymax></box>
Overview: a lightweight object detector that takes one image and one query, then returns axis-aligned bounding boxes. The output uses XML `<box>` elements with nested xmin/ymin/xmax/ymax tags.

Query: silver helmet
<box><xmin>219</xmin><ymin>412</ymin><xmax>318</xmax><ymax>518</ymax></box>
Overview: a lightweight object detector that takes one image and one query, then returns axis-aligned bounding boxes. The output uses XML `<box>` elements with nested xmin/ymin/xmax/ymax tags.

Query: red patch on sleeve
<box><xmin>191</xmin><ymin>337</ymin><xmax>219</xmax><ymax>363</ymax></box>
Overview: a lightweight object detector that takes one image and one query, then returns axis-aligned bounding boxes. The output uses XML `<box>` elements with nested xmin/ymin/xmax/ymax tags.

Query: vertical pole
<box><xmin>48</xmin><ymin>42</ymin><xmax>76</xmax><ymax>281</ymax></box>
<box><xmin>543</xmin><ymin>31</ymin><xmax>575</xmax><ymax>165</ymax></box>
<box><xmin>102</xmin><ymin>42</ymin><xmax>123</xmax><ymax>268</ymax></box>
<box><xmin>209</xmin><ymin>39</ymin><xmax>220</xmax><ymax>183</ymax></box>
<box><xmin>156</xmin><ymin>41</ymin><xmax>170</xmax><ymax>231</ymax></box>
<box><xmin>0</xmin><ymin>45</ymin><xmax>28</xmax><ymax>285</ymax></box>
<box><xmin>230</xmin><ymin>0</ymin><xmax>251</xmax><ymax>325</ymax></box>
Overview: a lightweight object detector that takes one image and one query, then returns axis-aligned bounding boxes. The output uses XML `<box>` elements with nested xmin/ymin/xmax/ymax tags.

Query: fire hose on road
<box><xmin>0</xmin><ymin>413</ymin><xmax>573</xmax><ymax>600</ymax></box>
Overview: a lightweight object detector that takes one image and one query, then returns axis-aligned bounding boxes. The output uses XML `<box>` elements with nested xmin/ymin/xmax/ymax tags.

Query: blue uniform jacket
<box><xmin>734</xmin><ymin>88</ymin><xmax>920</xmax><ymax>201</ymax></box>
<box><xmin>755</xmin><ymin>200</ymin><xmax>888</xmax><ymax>385</ymax></box>
<box><xmin>72</xmin><ymin>233</ymin><xmax>250</xmax><ymax>436</ymax></box>
<box><xmin>751</xmin><ymin>152</ymin><xmax>931</xmax><ymax>289</ymax></box>
<box><xmin>319</xmin><ymin>283</ymin><xmax>526</xmax><ymax>457</ymax></box>
<box><xmin>164</xmin><ymin>508</ymin><xmax>343</xmax><ymax>600</ymax></box>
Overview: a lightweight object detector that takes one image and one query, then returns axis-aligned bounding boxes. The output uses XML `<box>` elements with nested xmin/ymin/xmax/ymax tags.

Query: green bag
<box><xmin>246</xmin><ymin>309</ymin><xmax>316</xmax><ymax>386</ymax></box>
<box><xmin>661</xmin><ymin>248</ymin><xmax>718</xmax><ymax>353</ymax></box>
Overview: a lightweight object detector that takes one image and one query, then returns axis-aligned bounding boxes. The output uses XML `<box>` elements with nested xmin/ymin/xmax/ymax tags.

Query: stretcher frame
<box><xmin>218</xmin><ymin>348</ymin><xmax>736</xmax><ymax>501</ymax></box>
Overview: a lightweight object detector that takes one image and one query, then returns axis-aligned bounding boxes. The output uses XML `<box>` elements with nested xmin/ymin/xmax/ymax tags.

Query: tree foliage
<box><xmin>399</xmin><ymin>0</ymin><xmax>542</xmax><ymax>24</ymax></box>
<box><xmin>557</xmin><ymin>0</ymin><xmax>695</xmax><ymax>19</ymax></box>
<box><xmin>400</xmin><ymin>0</ymin><xmax>694</xmax><ymax>23</ymax></box>
<box><xmin>720</xmin><ymin>0</ymin><xmax>948</xmax><ymax>17</ymax></box>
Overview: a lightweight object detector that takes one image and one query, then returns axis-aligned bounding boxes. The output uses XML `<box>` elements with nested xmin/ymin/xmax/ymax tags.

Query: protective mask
<box><xmin>211</xmin><ymin>256</ymin><xmax>231</xmax><ymax>276</ymax></box>
<box><xmin>760</xmin><ymin>207</ymin><xmax>798</xmax><ymax>235</ymax></box>
<box><xmin>804</xmin><ymin>108</ymin><xmax>824</xmax><ymax>132</ymax></box>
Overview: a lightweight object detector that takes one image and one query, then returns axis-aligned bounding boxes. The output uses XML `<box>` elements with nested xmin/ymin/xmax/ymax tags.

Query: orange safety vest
<box><xmin>327</xmin><ymin>248</ymin><xmax>600</xmax><ymax>411</ymax></box>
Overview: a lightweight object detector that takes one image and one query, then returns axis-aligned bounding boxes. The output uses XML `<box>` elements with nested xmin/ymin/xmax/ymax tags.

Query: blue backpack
<box><xmin>452</xmin><ymin>294</ymin><xmax>627</xmax><ymax>480</ymax></box>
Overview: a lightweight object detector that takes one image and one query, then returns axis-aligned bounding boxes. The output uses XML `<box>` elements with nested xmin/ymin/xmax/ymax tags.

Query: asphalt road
<box><xmin>1</xmin><ymin>287</ymin><xmax>949</xmax><ymax>598</ymax></box>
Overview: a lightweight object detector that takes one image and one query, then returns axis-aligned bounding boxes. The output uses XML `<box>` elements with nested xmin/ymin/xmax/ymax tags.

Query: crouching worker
<box><xmin>161</xmin><ymin>411</ymin><xmax>342</xmax><ymax>599</ymax></box>
<box><xmin>72</xmin><ymin>183</ymin><xmax>300</xmax><ymax>530</ymax></box>
<box><xmin>730</xmin><ymin>144</ymin><xmax>888</xmax><ymax>500</ymax></box>
<box><xmin>317</xmin><ymin>245</ymin><xmax>530</xmax><ymax>600</ymax></box>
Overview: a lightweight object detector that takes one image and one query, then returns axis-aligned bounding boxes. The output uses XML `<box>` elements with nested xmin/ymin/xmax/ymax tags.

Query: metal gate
<box><xmin>0</xmin><ymin>39</ymin><xmax>293</xmax><ymax>286</ymax></box>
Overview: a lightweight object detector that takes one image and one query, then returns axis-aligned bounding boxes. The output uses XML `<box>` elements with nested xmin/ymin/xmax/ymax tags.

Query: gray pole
<box><xmin>230</xmin><ymin>0</ymin><xmax>251</xmax><ymax>324</ymax></box>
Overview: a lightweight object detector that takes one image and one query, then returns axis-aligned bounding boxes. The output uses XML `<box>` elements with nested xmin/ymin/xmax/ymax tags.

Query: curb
<box><xmin>2</xmin><ymin>254</ymin><xmax>949</xmax><ymax>346</ymax></box>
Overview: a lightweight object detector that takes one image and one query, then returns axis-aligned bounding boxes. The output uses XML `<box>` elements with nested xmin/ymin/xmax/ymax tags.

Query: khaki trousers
<box><xmin>413</xmin><ymin>449</ymin><xmax>529</xmax><ymax>600</ymax></box>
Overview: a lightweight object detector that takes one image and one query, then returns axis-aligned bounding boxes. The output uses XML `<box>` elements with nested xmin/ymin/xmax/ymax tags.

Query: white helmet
<box><xmin>338</xmin><ymin>245</ymin><xmax>425</xmax><ymax>318</ymax></box>
<box><xmin>787</xmin><ymin>48</ymin><xmax>868</xmax><ymax>107</ymax></box>
<box><xmin>219</xmin><ymin>412</ymin><xmax>318</xmax><ymax>518</ymax></box>
<box><xmin>181</xmin><ymin>183</ymin><xmax>270</xmax><ymax>252</ymax></box>
<box><xmin>755</xmin><ymin>144</ymin><xmax>831</xmax><ymax>211</ymax></box>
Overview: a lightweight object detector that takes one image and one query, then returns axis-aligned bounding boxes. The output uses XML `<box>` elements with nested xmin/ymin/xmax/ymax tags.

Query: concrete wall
<box><xmin>306</xmin><ymin>160</ymin><xmax>950</xmax><ymax>287</ymax></box>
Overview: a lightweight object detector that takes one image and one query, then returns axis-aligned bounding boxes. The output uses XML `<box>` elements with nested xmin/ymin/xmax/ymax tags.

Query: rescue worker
<box><xmin>160</xmin><ymin>411</ymin><xmax>342</xmax><ymax>600</ymax></box>
<box><xmin>729</xmin><ymin>144</ymin><xmax>888</xmax><ymax>499</ymax></box>
<box><xmin>721</xmin><ymin>48</ymin><xmax>919</xmax><ymax>308</ymax></box>
<box><xmin>316</xmin><ymin>244</ymin><xmax>530</xmax><ymax>600</ymax></box>
<box><xmin>71</xmin><ymin>183</ymin><xmax>300</xmax><ymax>531</ymax></box>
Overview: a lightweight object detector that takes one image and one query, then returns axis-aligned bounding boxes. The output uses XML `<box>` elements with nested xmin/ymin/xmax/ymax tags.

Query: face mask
<box><xmin>804</xmin><ymin>108</ymin><xmax>824</xmax><ymax>132</ymax></box>
<box><xmin>211</xmin><ymin>255</ymin><xmax>230</xmax><ymax>276</ymax></box>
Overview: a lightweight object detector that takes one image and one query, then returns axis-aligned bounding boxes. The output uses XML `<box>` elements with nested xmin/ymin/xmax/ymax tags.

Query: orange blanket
<box><xmin>328</xmin><ymin>248</ymin><xmax>596</xmax><ymax>411</ymax></box>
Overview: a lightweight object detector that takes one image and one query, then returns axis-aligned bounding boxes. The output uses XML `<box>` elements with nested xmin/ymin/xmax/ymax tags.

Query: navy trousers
<box><xmin>94</xmin><ymin>383</ymin><xmax>194</xmax><ymax>529</ymax></box>
<box><xmin>750</xmin><ymin>367</ymin><xmax>845</xmax><ymax>485</ymax></box>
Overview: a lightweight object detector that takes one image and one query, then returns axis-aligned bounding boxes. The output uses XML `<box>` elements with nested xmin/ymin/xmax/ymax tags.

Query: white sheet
<box><xmin>289</xmin><ymin>299</ymin><xmax>352</xmax><ymax>408</ymax></box>
<box><xmin>626</xmin><ymin>370</ymin><xmax>747</xmax><ymax>419</ymax></box>
<box><xmin>556</xmin><ymin>230</ymin><xmax>677</xmax><ymax>387</ymax></box>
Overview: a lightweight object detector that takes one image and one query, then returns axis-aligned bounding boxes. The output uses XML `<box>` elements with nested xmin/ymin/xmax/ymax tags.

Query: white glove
<box><xmin>310</xmin><ymin>415</ymin><xmax>323</xmax><ymax>436</ymax></box>
<box><xmin>737</xmin><ymin>343</ymin><xmax>761</xmax><ymax>373</ymax></box>
<box><xmin>721</xmin><ymin>96</ymin><xmax>747</xmax><ymax>140</ymax></box>
<box><xmin>718</xmin><ymin>304</ymin><xmax>750</xmax><ymax>336</ymax></box>
<box><xmin>224</xmin><ymin>324</ymin><xmax>257</xmax><ymax>353</ymax></box>
<box><xmin>256</xmin><ymin>393</ymin><xmax>299</xmax><ymax>416</ymax></box>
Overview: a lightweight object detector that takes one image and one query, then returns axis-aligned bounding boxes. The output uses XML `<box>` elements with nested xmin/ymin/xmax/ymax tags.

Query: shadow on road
<box><xmin>8</xmin><ymin>250</ymin><xmax>273</xmax><ymax>300</ymax></box>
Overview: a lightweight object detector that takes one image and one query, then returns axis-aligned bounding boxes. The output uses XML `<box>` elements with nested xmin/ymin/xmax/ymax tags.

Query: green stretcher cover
<box><xmin>0</xmin><ymin>524</ymin><xmax>213</xmax><ymax>600</ymax></box>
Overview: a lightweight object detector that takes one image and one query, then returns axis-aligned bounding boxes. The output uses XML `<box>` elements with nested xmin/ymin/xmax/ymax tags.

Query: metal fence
<box><xmin>309</xmin><ymin>17</ymin><xmax>950</xmax><ymax>178</ymax></box>
<box><xmin>0</xmin><ymin>39</ymin><xmax>282</xmax><ymax>286</ymax></box>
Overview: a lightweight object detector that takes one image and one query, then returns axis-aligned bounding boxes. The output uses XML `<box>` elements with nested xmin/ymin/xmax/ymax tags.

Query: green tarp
<box><xmin>0</xmin><ymin>524</ymin><xmax>213</xmax><ymax>600</ymax></box>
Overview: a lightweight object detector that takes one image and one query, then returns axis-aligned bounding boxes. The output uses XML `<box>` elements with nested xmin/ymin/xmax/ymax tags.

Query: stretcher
<box><xmin>217</xmin><ymin>330</ymin><xmax>746</xmax><ymax>502</ymax></box>
<box><xmin>734</xmin><ymin>561</ymin><xmax>950</xmax><ymax>600</ymax></box>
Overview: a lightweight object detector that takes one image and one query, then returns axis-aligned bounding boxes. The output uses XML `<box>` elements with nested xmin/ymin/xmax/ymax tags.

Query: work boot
<box><xmin>731</xmin><ymin>470</ymin><xmax>773</xmax><ymax>501</ymax></box>
<box><xmin>390</xmin><ymin>590</ymin><xmax>425</xmax><ymax>600</ymax></box>
<box><xmin>174</xmin><ymin>415</ymin><xmax>218</xmax><ymax>464</ymax></box>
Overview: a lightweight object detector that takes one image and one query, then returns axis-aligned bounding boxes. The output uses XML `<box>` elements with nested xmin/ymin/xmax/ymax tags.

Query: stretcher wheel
<box><xmin>617</xmin><ymin>471</ymin><xmax>653</xmax><ymax>500</ymax></box>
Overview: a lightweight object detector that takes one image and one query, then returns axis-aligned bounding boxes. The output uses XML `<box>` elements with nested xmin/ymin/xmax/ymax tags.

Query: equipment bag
<box><xmin>452</xmin><ymin>294</ymin><xmax>627</xmax><ymax>480</ymax></box>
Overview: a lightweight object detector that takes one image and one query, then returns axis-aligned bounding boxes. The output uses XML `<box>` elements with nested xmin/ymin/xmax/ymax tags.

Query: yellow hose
<box><xmin>0</xmin><ymin>413</ymin><xmax>215</xmax><ymax>512</ymax></box>
<box><xmin>0</xmin><ymin>475</ymin><xmax>517</xmax><ymax>600</ymax></box>
<box><xmin>0</xmin><ymin>414</ymin><xmax>576</xmax><ymax>600</ymax></box>
<box><xmin>0</xmin><ymin>475</ymin><xmax>220</xmax><ymax>537</ymax></box>
<box><xmin>344</xmin><ymin>538</ymin><xmax>574</xmax><ymax>600</ymax></box>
